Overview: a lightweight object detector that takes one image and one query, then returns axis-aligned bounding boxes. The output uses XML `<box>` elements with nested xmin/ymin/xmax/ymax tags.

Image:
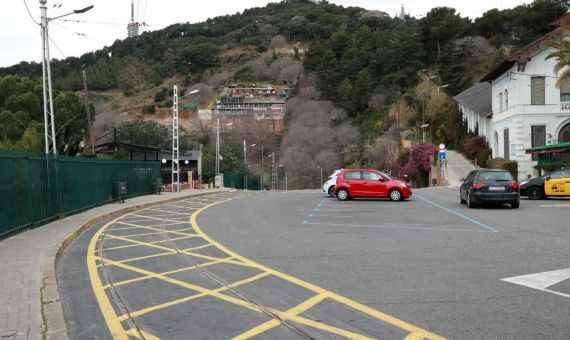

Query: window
<box><xmin>477</xmin><ymin>171</ymin><xmax>514</xmax><ymax>181</ymax></box>
<box><xmin>561</xmin><ymin>78</ymin><xmax>570</xmax><ymax>102</ymax></box>
<box><xmin>344</xmin><ymin>171</ymin><xmax>361</xmax><ymax>180</ymax></box>
<box><xmin>466</xmin><ymin>171</ymin><xmax>477</xmax><ymax>182</ymax></box>
<box><xmin>531</xmin><ymin>76</ymin><xmax>545</xmax><ymax>105</ymax></box>
<box><xmin>363</xmin><ymin>171</ymin><xmax>381</xmax><ymax>180</ymax></box>
<box><xmin>531</xmin><ymin>125</ymin><xmax>546</xmax><ymax>161</ymax></box>
<box><xmin>505</xmin><ymin>89</ymin><xmax>508</xmax><ymax>108</ymax></box>
<box><xmin>499</xmin><ymin>92</ymin><xmax>503</xmax><ymax>111</ymax></box>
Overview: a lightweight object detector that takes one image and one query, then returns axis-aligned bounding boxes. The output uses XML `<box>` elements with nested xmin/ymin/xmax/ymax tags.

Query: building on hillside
<box><xmin>198</xmin><ymin>85</ymin><xmax>290</xmax><ymax>133</ymax></box>
<box><xmin>454</xmin><ymin>13</ymin><xmax>570</xmax><ymax>180</ymax></box>
<box><xmin>127</xmin><ymin>0</ymin><xmax>139</xmax><ymax>38</ymax></box>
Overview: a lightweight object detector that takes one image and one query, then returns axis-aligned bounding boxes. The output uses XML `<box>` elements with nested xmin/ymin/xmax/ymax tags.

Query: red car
<box><xmin>334</xmin><ymin>169</ymin><xmax>411</xmax><ymax>201</ymax></box>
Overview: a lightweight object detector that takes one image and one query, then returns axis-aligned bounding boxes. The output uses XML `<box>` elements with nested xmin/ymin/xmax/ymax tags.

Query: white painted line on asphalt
<box><xmin>312</xmin><ymin>214</ymin><xmax>353</xmax><ymax>218</ymax></box>
<box><xmin>302</xmin><ymin>221</ymin><xmax>495</xmax><ymax>233</ymax></box>
<box><xmin>501</xmin><ymin>268</ymin><xmax>570</xmax><ymax>298</ymax></box>
<box><xmin>414</xmin><ymin>194</ymin><xmax>498</xmax><ymax>233</ymax></box>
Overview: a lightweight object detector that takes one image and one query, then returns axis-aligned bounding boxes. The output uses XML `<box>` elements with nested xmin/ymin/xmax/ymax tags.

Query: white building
<box><xmin>455</xmin><ymin>14</ymin><xmax>570</xmax><ymax>180</ymax></box>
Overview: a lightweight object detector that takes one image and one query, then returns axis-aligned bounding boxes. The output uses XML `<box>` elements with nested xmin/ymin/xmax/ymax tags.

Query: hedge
<box><xmin>486</xmin><ymin>158</ymin><xmax>518</xmax><ymax>179</ymax></box>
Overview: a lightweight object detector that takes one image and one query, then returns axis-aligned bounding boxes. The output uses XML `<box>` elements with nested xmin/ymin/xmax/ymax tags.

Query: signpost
<box><xmin>437</xmin><ymin>144</ymin><xmax>447</xmax><ymax>186</ymax></box>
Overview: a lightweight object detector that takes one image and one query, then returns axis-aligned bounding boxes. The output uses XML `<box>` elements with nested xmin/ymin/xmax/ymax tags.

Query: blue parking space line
<box><xmin>414</xmin><ymin>194</ymin><xmax>499</xmax><ymax>233</ymax></box>
<box><xmin>303</xmin><ymin>221</ymin><xmax>495</xmax><ymax>233</ymax></box>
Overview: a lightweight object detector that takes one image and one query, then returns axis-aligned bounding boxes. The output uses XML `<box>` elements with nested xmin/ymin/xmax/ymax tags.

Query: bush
<box><xmin>142</xmin><ymin>105</ymin><xmax>156</xmax><ymax>114</ymax></box>
<box><xmin>464</xmin><ymin>135</ymin><xmax>488</xmax><ymax>160</ymax></box>
<box><xmin>476</xmin><ymin>148</ymin><xmax>492</xmax><ymax>167</ymax></box>
<box><xmin>486</xmin><ymin>158</ymin><xmax>518</xmax><ymax>179</ymax></box>
<box><xmin>534</xmin><ymin>163</ymin><xmax>568</xmax><ymax>174</ymax></box>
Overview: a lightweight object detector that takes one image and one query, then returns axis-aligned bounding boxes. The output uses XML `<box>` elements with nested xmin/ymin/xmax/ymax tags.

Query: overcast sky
<box><xmin>0</xmin><ymin>0</ymin><xmax>532</xmax><ymax>67</ymax></box>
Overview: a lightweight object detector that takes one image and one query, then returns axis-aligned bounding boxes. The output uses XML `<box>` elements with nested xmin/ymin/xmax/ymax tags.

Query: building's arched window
<box><xmin>499</xmin><ymin>92</ymin><xmax>503</xmax><ymax>111</ymax></box>
<box><xmin>559</xmin><ymin>122</ymin><xmax>570</xmax><ymax>143</ymax></box>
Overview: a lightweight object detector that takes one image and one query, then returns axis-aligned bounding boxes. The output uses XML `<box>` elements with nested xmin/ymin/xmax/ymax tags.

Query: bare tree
<box><xmin>270</xmin><ymin>35</ymin><xmax>288</xmax><ymax>50</ymax></box>
<box><xmin>207</xmin><ymin>72</ymin><xmax>230</xmax><ymax>88</ymax></box>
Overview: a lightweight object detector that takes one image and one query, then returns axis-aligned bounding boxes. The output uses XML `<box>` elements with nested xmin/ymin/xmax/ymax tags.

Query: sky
<box><xmin>0</xmin><ymin>0</ymin><xmax>533</xmax><ymax>68</ymax></box>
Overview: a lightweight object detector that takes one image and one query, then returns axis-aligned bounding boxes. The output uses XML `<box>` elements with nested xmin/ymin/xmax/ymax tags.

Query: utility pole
<box><xmin>243</xmin><ymin>139</ymin><xmax>247</xmax><ymax>189</ymax></box>
<box><xmin>260</xmin><ymin>144</ymin><xmax>264</xmax><ymax>190</ymax></box>
<box><xmin>40</xmin><ymin>0</ymin><xmax>57</xmax><ymax>155</ymax></box>
<box><xmin>215</xmin><ymin>115</ymin><xmax>220</xmax><ymax>175</ymax></box>
<box><xmin>82</xmin><ymin>70</ymin><xmax>94</xmax><ymax>154</ymax></box>
<box><xmin>271</xmin><ymin>152</ymin><xmax>276</xmax><ymax>190</ymax></box>
<box><xmin>172</xmin><ymin>85</ymin><xmax>180</xmax><ymax>192</ymax></box>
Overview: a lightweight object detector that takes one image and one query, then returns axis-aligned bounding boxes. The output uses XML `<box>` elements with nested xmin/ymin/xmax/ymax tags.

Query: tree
<box><xmin>546</xmin><ymin>32</ymin><xmax>570</xmax><ymax>88</ymax></box>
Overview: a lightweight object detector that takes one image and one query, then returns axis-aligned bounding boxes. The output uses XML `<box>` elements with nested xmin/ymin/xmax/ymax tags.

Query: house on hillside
<box><xmin>454</xmin><ymin>13</ymin><xmax>570</xmax><ymax>180</ymax></box>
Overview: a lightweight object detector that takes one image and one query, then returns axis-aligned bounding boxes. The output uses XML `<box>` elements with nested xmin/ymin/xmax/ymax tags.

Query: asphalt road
<box><xmin>59</xmin><ymin>188</ymin><xmax>570</xmax><ymax>339</ymax></box>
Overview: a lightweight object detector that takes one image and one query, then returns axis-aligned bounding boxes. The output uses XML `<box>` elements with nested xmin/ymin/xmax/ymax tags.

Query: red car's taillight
<box><xmin>509</xmin><ymin>181</ymin><xmax>519</xmax><ymax>189</ymax></box>
<box><xmin>472</xmin><ymin>181</ymin><xmax>486</xmax><ymax>190</ymax></box>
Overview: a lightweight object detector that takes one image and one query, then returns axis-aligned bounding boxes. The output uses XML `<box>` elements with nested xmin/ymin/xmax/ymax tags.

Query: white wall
<box><xmin>489</xmin><ymin>47</ymin><xmax>570</xmax><ymax>180</ymax></box>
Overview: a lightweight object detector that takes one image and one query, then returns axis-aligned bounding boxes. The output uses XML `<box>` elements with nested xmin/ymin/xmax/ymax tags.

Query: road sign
<box><xmin>438</xmin><ymin>150</ymin><xmax>446</xmax><ymax>160</ymax></box>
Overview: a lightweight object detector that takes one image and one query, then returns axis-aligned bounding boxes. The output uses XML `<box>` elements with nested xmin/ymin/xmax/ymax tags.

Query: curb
<box><xmin>44</xmin><ymin>190</ymin><xmax>226</xmax><ymax>340</ymax></box>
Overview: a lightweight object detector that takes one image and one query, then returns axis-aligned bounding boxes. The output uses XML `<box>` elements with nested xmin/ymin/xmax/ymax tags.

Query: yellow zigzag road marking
<box><xmin>190</xmin><ymin>199</ymin><xmax>445</xmax><ymax>340</ymax></box>
<box><xmin>88</xmin><ymin>195</ymin><xmax>444</xmax><ymax>340</ymax></box>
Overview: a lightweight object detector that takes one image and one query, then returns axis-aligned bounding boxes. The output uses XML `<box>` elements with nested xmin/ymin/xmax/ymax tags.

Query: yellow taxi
<box><xmin>520</xmin><ymin>168</ymin><xmax>570</xmax><ymax>199</ymax></box>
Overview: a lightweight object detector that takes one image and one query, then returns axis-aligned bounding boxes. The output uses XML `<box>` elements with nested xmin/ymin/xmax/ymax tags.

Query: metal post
<box><xmin>215</xmin><ymin>116</ymin><xmax>220</xmax><ymax>175</ymax></box>
<box><xmin>82</xmin><ymin>70</ymin><xmax>94</xmax><ymax>154</ymax></box>
<box><xmin>243</xmin><ymin>139</ymin><xmax>246</xmax><ymax>189</ymax></box>
<box><xmin>40</xmin><ymin>0</ymin><xmax>56</xmax><ymax>155</ymax></box>
<box><xmin>271</xmin><ymin>152</ymin><xmax>276</xmax><ymax>190</ymax></box>
<box><xmin>260</xmin><ymin>144</ymin><xmax>264</xmax><ymax>190</ymax></box>
<box><xmin>285</xmin><ymin>170</ymin><xmax>288</xmax><ymax>191</ymax></box>
<box><xmin>172</xmin><ymin>85</ymin><xmax>180</xmax><ymax>192</ymax></box>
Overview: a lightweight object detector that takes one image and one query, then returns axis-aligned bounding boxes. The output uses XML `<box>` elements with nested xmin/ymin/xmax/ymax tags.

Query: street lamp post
<box><xmin>316</xmin><ymin>165</ymin><xmax>323</xmax><ymax>190</ymax></box>
<box><xmin>39</xmin><ymin>1</ymin><xmax>93</xmax><ymax>154</ymax></box>
<box><xmin>244</xmin><ymin>141</ymin><xmax>255</xmax><ymax>189</ymax></box>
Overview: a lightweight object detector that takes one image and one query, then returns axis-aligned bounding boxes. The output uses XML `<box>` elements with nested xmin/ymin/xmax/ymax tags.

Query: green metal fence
<box><xmin>0</xmin><ymin>150</ymin><xmax>161</xmax><ymax>239</ymax></box>
<box><xmin>223</xmin><ymin>171</ymin><xmax>260</xmax><ymax>190</ymax></box>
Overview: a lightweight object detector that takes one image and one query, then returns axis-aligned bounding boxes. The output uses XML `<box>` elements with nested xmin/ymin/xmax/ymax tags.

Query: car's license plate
<box><xmin>489</xmin><ymin>186</ymin><xmax>505</xmax><ymax>191</ymax></box>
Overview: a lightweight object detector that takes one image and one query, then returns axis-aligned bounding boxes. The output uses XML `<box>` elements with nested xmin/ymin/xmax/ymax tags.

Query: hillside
<box><xmin>0</xmin><ymin>0</ymin><xmax>567</xmax><ymax>187</ymax></box>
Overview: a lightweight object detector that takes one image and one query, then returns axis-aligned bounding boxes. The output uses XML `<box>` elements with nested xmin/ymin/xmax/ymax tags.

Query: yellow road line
<box><xmin>130</xmin><ymin>214</ymin><xmax>189</xmax><ymax>224</ymax></box>
<box><xmin>110</xmin><ymin>221</ymin><xmax>184</xmax><ymax>230</ymax></box>
<box><xmin>143</xmin><ymin>207</ymin><xmax>194</xmax><ymax>216</ymax></box>
<box><xmin>124</xmin><ymin>272</ymin><xmax>271</xmax><ymax>320</ymax></box>
<box><xmin>233</xmin><ymin>294</ymin><xmax>326</xmax><ymax>339</ymax></box>
<box><xmin>95</xmin><ymin>257</ymin><xmax>261</xmax><ymax>320</ymax></box>
<box><xmin>108</xmin><ymin>228</ymin><xmax>193</xmax><ymax>238</ymax></box>
<box><xmin>287</xmin><ymin>314</ymin><xmax>374</xmax><ymax>339</ymax></box>
<box><xmin>106</xmin><ymin>256</ymin><xmax>235</xmax><ymax>289</ymax></box>
<box><xmin>88</xmin><ymin>217</ymin><xmax>133</xmax><ymax>339</ymax></box>
<box><xmin>191</xmin><ymin>199</ymin><xmax>445</xmax><ymax>340</ymax></box>
<box><xmin>116</xmin><ymin>250</ymin><xmax>178</xmax><ymax>264</ymax></box>
<box><xmin>125</xmin><ymin>328</ymin><xmax>161</xmax><ymax>340</ymax></box>
<box><xmin>113</xmin><ymin>222</ymin><xmax>196</xmax><ymax>237</ymax></box>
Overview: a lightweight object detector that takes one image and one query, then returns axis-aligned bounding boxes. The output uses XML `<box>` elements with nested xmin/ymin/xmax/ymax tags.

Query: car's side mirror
<box><xmin>378</xmin><ymin>178</ymin><xmax>386</xmax><ymax>182</ymax></box>
<box><xmin>545</xmin><ymin>176</ymin><xmax>551</xmax><ymax>181</ymax></box>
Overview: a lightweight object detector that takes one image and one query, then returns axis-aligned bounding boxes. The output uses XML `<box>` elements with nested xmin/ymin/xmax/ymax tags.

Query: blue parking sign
<box><xmin>438</xmin><ymin>150</ymin><xmax>446</xmax><ymax>161</ymax></box>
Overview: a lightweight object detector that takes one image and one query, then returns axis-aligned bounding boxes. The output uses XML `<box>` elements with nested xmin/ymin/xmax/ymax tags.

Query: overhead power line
<box><xmin>22</xmin><ymin>0</ymin><xmax>39</xmax><ymax>25</ymax></box>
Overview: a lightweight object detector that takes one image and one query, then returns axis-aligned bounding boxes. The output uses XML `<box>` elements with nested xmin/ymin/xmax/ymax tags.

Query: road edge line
<box><xmin>48</xmin><ymin>190</ymin><xmax>225</xmax><ymax>339</ymax></box>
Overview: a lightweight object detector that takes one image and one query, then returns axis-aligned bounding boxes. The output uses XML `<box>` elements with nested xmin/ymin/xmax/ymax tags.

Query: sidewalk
<box><xmin>0</xmin><ymin>189</ymin><xmax>225</xmax><ymax>340</ymax></box>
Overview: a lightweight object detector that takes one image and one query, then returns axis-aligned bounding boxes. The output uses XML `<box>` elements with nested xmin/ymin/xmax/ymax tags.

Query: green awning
<box><xmin>525</xmin><ymin>142</ymin><xmax>570</xmax><ymax>154</ymax></box>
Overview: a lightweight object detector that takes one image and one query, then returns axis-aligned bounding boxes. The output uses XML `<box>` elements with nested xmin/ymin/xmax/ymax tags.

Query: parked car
<box><xmin>460</xmin><ymin>169</ymin><xmax>520</xmax><ymax>208</ymax></box>
<box><xmin>323</xmin><ymin>169</ymin><xmax>342</xmax><ymax>196</ymax></box>
<box><xmin>520</xmin><ymin>168</ymin><xmax>570</xmax><ymax>200</ymax></box>
<box><xmin>334</xmin><ymin>169</ymin><xmax>411</xmax><ymax>201</ymax></box>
